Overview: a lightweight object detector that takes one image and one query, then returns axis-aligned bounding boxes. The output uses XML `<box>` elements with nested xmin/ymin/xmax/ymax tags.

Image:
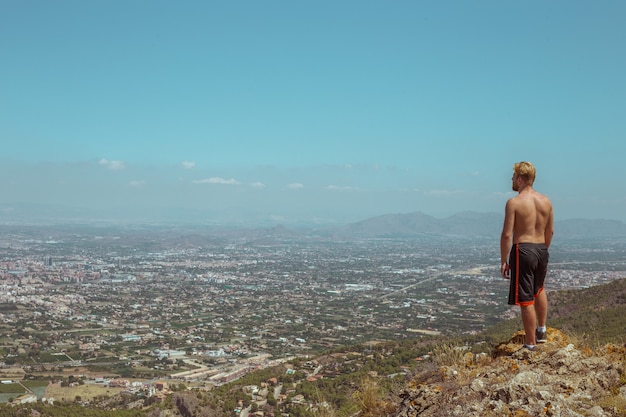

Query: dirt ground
<box><xmin>45</xmin><ymin>382</ymin><xmax>127</xmax><ymax>402</ymax></box>
<box><xmin>33</xmin><ymin>366</ymin><xmax>112</xmax><ymax>379</ymax></box>
<box><xmin>0</xmin><ymin>367</ymin><xmax>26</xmax><ymax>380</ymax></box>
<box><xmin>10</xmin><ymin>365</ymin><xmax>129</xmax><ymax>402</ymax></box>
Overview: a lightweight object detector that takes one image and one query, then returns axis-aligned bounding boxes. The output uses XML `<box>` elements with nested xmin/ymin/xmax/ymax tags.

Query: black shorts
<box><xmin>508</xmin><ymin>243</ymin><xmax>549</xmax><ymax>306</ymax></box>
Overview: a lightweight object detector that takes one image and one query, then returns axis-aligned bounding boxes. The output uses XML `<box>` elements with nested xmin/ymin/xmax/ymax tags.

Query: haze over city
<box><xmin>2</xmin><ymin>1</ymin><xmax>625</xmax><ymax>225</ymax></box>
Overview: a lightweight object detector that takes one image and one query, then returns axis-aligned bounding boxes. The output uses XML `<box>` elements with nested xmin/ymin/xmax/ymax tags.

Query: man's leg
<box><xmin>520</xmin><ymin>305</ymin><xmax>537</xmax><ymax>345</ymax></box>
<box><xmin>535</xmin><ymin>290</ymin><xmax>548</xmax><ymax>328</ymax></box>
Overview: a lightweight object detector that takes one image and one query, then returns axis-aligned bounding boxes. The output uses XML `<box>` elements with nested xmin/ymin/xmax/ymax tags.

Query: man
<box><xmin>500</xmin><ymin>161</ymin><xmax>554</xmax><ymax>350</ymax></box>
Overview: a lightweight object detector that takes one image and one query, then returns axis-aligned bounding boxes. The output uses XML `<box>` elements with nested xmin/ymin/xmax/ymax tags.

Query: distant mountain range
<box><xmin>323</xmin><ymin>211</ymin><xmax>503</xmax><ymax>238</ymax></box>
<box><xmin>162</xmin><ymin>212</ymin><xmax>626</xmax><ymax>242</ymax></box>
<box><xmin>2</xmin><ymin>204</ymin><xmax>626</xmax><ymax>240</ymax></box>
<box><xmin>320</xmin><ymin>211</ymin><xmax>626</xmax><ymax>239</ymax></box>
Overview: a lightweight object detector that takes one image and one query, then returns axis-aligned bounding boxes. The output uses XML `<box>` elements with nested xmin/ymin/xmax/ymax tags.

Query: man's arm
<box><xmin>500</xmin><ymin>199</ymin><xmax>515</xmax><ymax>278</ymax></box>
<box><xmin>544</xmin><ymin>205</ymin><xmax>554</xmax><ymax>248</ymax></box>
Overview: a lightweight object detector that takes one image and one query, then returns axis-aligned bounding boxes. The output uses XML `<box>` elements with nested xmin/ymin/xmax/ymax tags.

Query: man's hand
<box><xmin>501</xmin><ymin>262</ymin><xmax>510</xmax><ymax>279</ymax></box>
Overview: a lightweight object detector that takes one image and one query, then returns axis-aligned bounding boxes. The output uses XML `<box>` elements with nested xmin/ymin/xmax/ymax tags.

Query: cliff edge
<box><xmin>395</xmin><ymin>328</ymin><xmax>626</xmax><ymax>417</ymax></box>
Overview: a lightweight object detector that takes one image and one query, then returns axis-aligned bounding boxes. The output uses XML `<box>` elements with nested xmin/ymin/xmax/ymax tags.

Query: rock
<box><xmin>395</xmin><ymin>329</ymin><xmax>626</xmax><ymax>417</ymax></box>
<box><xmin>587</xmin><ymin>405</ymin><xmax>608</xmax><ymax>417</ymax></box>
<box><xmin>469</xmin><ymin>378</ymin><xmax>484</xmax><ymax>393</ymax></box>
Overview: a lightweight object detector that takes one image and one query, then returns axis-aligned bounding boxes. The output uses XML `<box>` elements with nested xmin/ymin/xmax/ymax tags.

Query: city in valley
<box><xmin>0</xmin><ymin>224</ymin><xmax>625</xmax><ymax>404</ymax></box>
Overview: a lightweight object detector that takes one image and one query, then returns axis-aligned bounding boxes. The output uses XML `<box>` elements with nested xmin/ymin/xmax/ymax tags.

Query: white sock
<box><xmin>537</xmin><ymin>326</ymin><xmax>546</xmax><ymax>333</ymax></box>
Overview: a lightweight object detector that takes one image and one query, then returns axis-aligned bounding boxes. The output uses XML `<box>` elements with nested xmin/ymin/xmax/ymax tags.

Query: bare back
<box><xmin>508</xmin><ymin>189</ymin><xmax>553</xmax><ymax>246</ymax></box>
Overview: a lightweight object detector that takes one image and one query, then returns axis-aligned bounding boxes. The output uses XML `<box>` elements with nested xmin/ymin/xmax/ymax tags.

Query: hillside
<box><xmin>479</xmin><ymin>277</ymin><xmax>626</xmax><ymax>346</ymax></box>
<box><xmin>162</xmin><ymin>277</ymin><xmax>626</xmax><ymax>417</ymax></box>
<box><xmin>393</xmin><ymin>278</ymin><xmax>626</xmax><ymax>416</ymax></box>
<box><xmin>395</xmin><ymin>328</ymin><xmax>626</xmax><ymax>417</ymax></box>
<box><xmin>549</xmin><ymin>277</ymin><xmax>626</xmax><ymax>343</ymax></box>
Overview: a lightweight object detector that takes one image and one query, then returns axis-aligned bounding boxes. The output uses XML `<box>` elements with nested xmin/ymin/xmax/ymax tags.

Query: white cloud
<box><xmin>424</xmin><ymin>189</ymin><xmax>463</xmax><ymax>196</ymax></box>
<box><xmin>324</xmin><ymin>163</ymin><xmax>390</xmax><ymax>172</ymax></box>
<box><xmin>287</xmin><ymin>183</ymin><xmax>304</xmax><ymax>190</ymax></box>
<box><xmin>129</xmin><ymin>180</ymin><xmax>145</xmax><ymax>187</ymax></box>
<box><xmin>182</xmin><ymin>161</ymin><xmax>196</xmax><ymax>170</ymax></box>
<box><xmin>326</xmin><ymin>185</ymin><xmax>357</xmax><ymax>191</ymax></box>
<box><xmin>99</xmin><ymin>158</ymin><xmax>125</xmax><ymax>170</ymax></box>
<box><xmin>250</xmin><ymin>182</ymin><xmax>266</xmax><ymax>188</ymax></box>
<box><xmin>193</xmin><ymin>177</ymin><xmax>240</xmax><ymax>185</ymax></box>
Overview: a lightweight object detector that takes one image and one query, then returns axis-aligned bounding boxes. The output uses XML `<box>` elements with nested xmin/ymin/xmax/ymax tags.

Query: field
<box><xmin>0</xmin><ymin>367</ymin><xmax>26</xmax><ymax>380</ymax></box>
<box><xmin>0</xmin><ymin>380</ymin><xmax>48</xmax><ymax>404</ymax></box>
<box><xmin>45</xmin><ymin>382</ymin><xmax>127</xmax><ymax>402</ymax></box>
<box><xmin>0</xmin><ymin>383</ymin><xmax>26</xmax><ymax>394</ymax></box>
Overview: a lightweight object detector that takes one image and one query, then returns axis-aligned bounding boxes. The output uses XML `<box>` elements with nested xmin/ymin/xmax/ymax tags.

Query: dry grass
<box><xmin>310</xmin><ymin>387</ymin><xmax>338</xmax><ymax>417</ymax></box>
<box><xmin>430</xmin><ymin>342</ymin><xmax>487</xmax><ymax>386</ymax></box>
<box><xmin>352</xmin><ymin>377</ymin><xmax>379</xmax><ymax>415</ymax></box>
<box><xmin>566</xmin><ymin>331</ymin><xmax>600</xmax><ymax>353</ymax></box>
<box><xmin>0</xmin><ymin>367</ymin><xmax>26</xmax><ymax>380</ymax></box>
<box><xmin>45</xmin><ymin>382</ymin><xmax>126</xmax><ymax>402</ymax></box>
<box><xmin>312</xmin><ymin>403</ymin><xmax>337</xmax><ymax>417</ymax></box>
<box><xmin>594</xmin><ymin>348</ymin><xmax>626</xmax><ymax>416</ymax></box>
<box><xmin>431</xmin><ymin>342</ymin><xmax>468</xmax><ymax>368</ymax></box>
<box><xmin>596</xmin><ymin>395</ymin><xmax>626</xmax><ymax>417</ymax></box>
<box><xmin>352</xmin><ymin>377</ymin><xmax>396</xmax><ymax>417</ymax></box>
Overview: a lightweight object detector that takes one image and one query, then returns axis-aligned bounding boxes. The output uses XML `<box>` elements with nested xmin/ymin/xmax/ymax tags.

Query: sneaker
<box><xmin>536</xmin><ymin>329</ymin><xmax>547</xmax><ymax>344</ymax></box>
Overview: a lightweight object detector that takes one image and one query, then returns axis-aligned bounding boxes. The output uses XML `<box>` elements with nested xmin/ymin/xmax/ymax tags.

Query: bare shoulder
<box><xmin>505</xmin><ymin>196</ymin><xmax>518</xmax><ymax>211</ymax></box>
<box><xmin>534</xmin><ymin>190</ymin><xmax>553</xmax><ymax>205</ymax></box>
<box><xmin>531</xmin><ymin>191</ymin><xmax>553</xmax><ymax>217</ymax></box>
<box><xmin>507</xmin><ymin>194</ymin><xmax>523</xmax><ymax>206</ymax></box>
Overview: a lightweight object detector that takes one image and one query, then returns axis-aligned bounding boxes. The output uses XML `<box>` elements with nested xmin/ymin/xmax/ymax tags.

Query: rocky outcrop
<box><xmin>396</xmin><ymin>329</ymin><xmax>626</xmax><ymax>416</ymax></box>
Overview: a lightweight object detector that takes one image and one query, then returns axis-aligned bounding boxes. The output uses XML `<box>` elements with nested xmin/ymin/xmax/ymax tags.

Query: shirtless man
<box><xmin>500</xmin><ymin>161</ymin><xmax>554</xmax><ymax>350</ymax></box>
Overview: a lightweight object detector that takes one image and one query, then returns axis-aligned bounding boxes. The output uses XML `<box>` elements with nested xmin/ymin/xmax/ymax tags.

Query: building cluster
<box><xmin>0</xmin><ymin>226</ymin><xmax>624</xmax><ymax>405</ymax></box>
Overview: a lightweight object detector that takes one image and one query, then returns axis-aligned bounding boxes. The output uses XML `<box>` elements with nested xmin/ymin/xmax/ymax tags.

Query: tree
<box><xmin>267</xmin><ymin>391</ymin><xmax>277</xmax><ymax>407</ymax></box>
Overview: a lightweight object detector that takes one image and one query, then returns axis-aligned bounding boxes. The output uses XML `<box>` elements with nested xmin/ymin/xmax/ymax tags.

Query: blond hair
<box><xmin>514</xmin><ymin>161</ymin><xmax>536</xmax><ymax>185</ymax></box>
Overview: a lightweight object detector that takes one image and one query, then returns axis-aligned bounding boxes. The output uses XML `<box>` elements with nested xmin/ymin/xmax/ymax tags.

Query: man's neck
<box><xmin>517</xmin><ymin>184</ymin><xmax>533</xmax><ymax>194</ymax></box>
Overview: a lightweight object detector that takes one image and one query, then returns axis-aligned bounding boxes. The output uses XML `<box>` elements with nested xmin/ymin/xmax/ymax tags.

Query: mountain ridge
<box><xmin>319</xmin><ymin>211</ymin><xmax>626</xmax><ymax>239</ymax></box>
<box><xmin>3</xmin><ymin>209</ymin><xmax>626</xmax><ymax>240</ymax></box>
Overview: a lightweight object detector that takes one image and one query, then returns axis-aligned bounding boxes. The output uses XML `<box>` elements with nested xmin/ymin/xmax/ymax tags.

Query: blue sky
<box><xmin>1</xmin><ymin>1</ymin><xmax>625</xmax><ymax>224</ymax></box>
